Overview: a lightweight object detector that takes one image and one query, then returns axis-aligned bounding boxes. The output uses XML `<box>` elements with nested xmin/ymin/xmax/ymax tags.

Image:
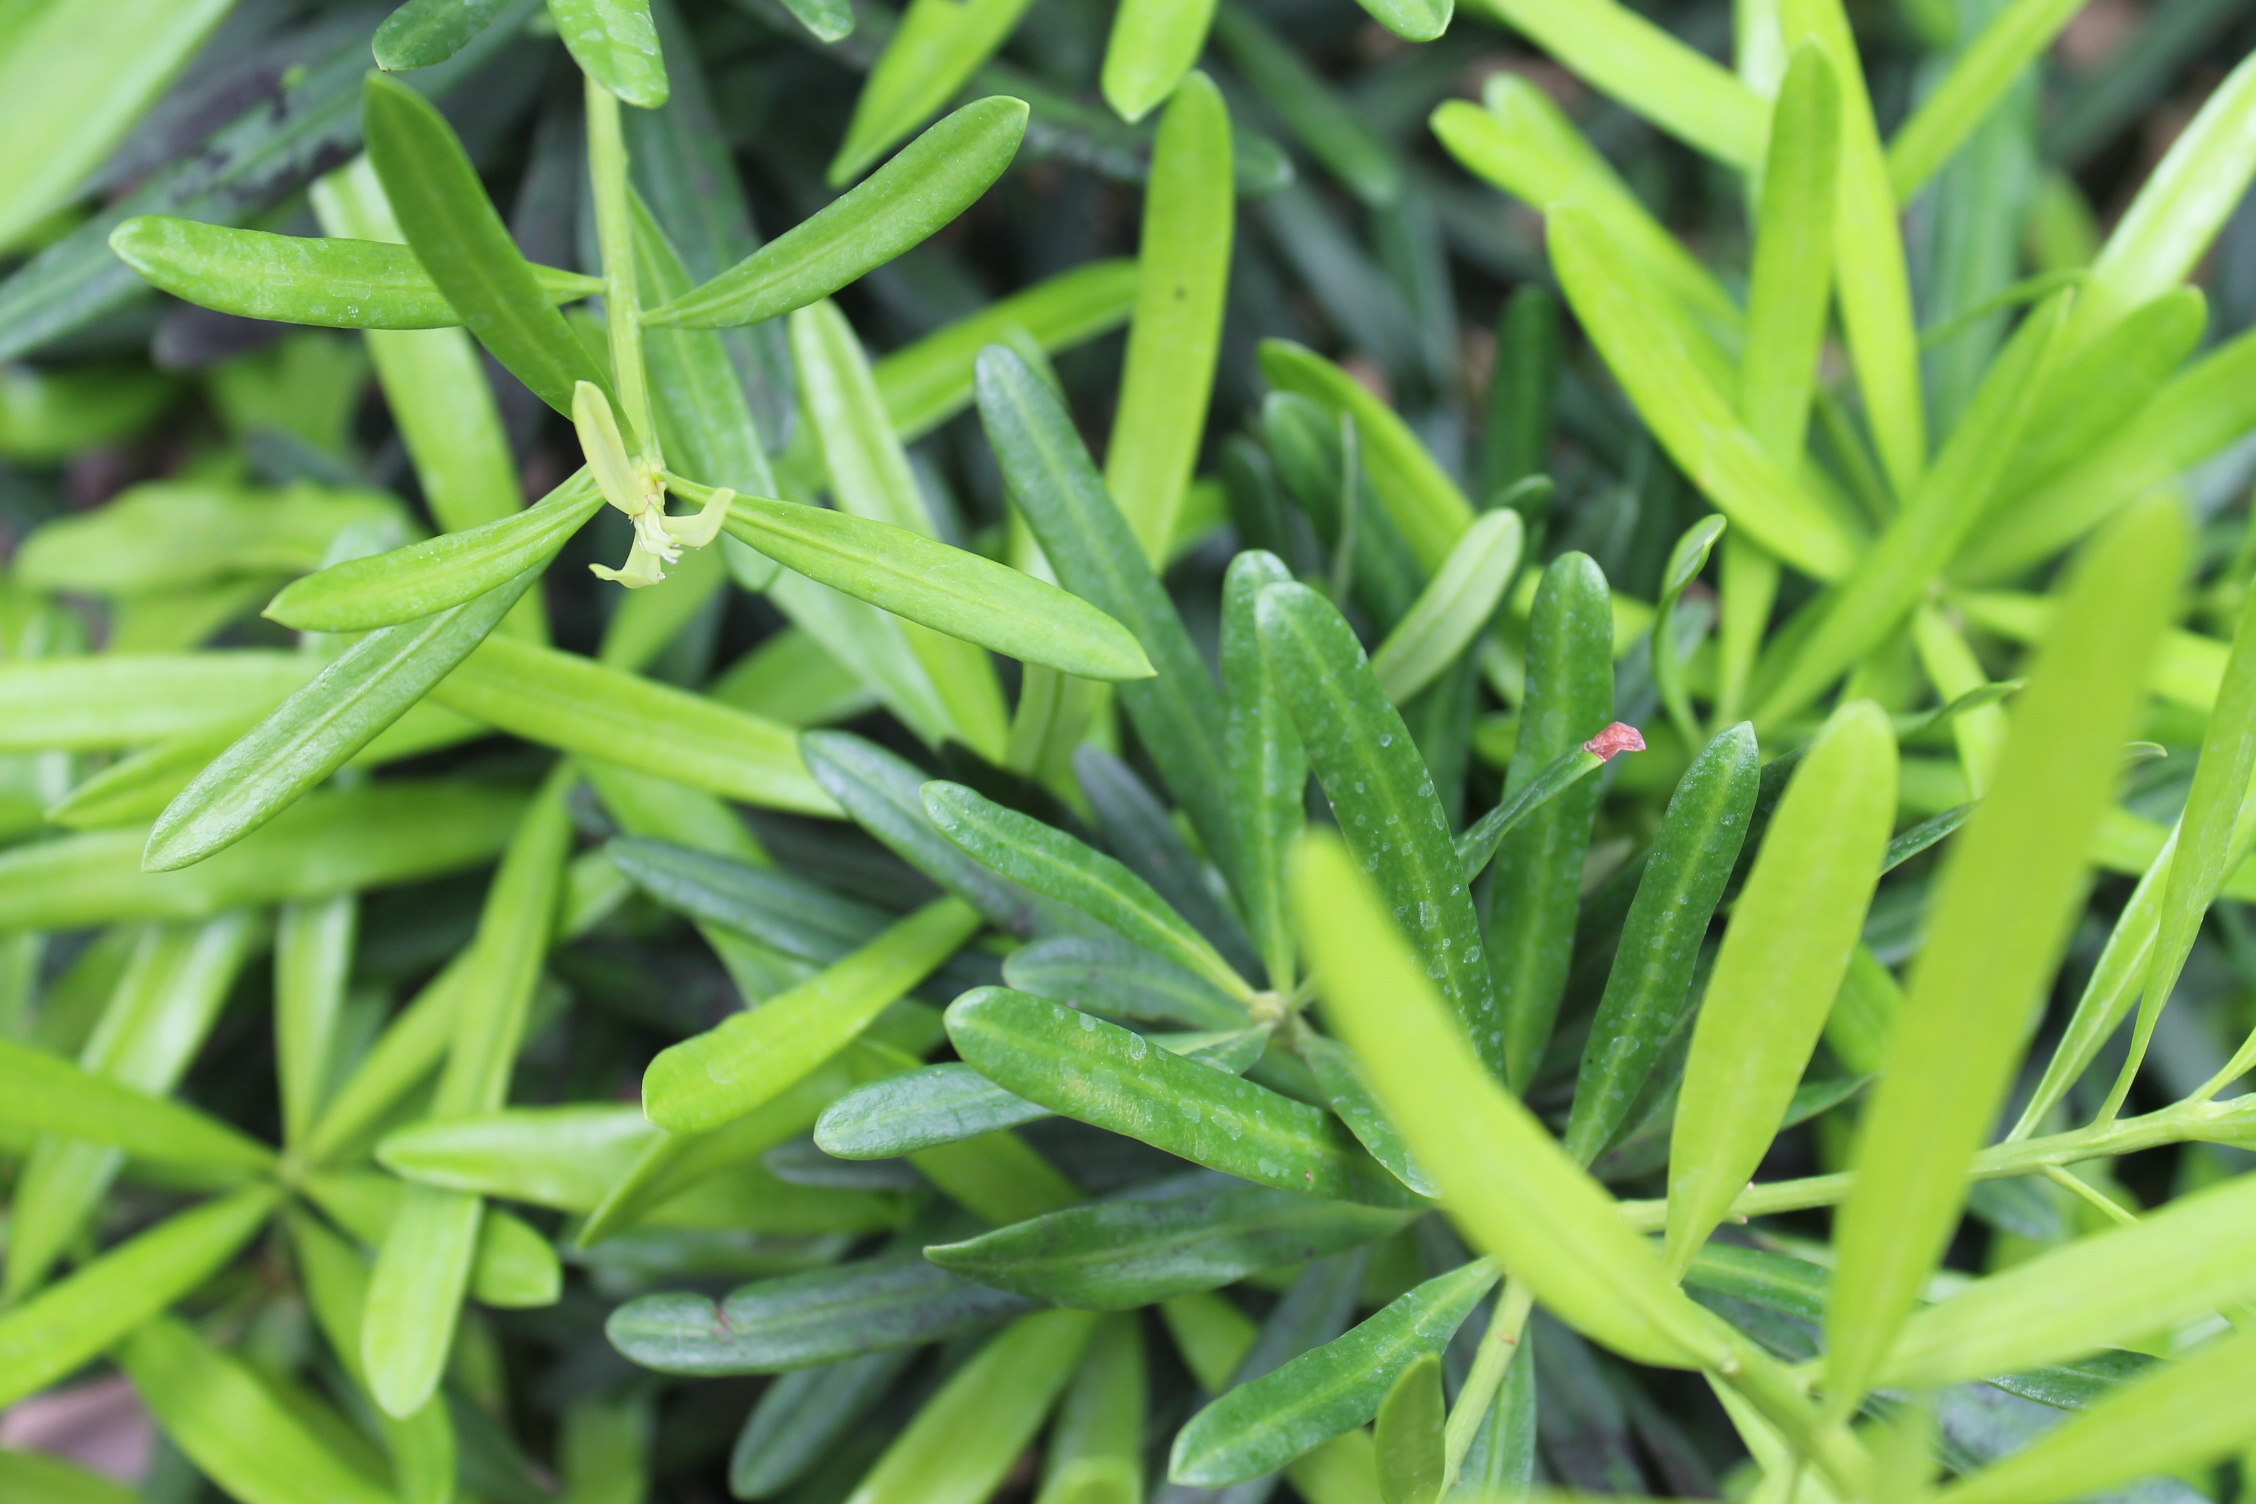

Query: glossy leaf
<box><xmin>1369</xmin><ymin>508</ymin><xmax>1524</xmax><ymax>706</ymax></box>
<box><xmin>1564</xmin><ymin>723</ymin><xmax>1760</xmax><ymax>1164</ymax></box>
<box><xmin>1742</xmin><ymin>46</ymin><xmax>1837</xmax><ymax>467</ymax></box>
<box><xmin>1170</xmin><ymin>1260</ymin><xmax>1499</xmax><ymax>1485</ymax></box>
<box><xmin>925</xmin><ymin>1177</ymin><xmax>1413</xmax><ymax>1308</ymax></box>
<box><xmin>375</xmin><ymin>0</ymin><xmax>520</xmax><ymax>68</ymax></box>
<box><xmin>1664</xmin><ymin>701</ymin><xmax>1895</xmax><ymax>1272</ymax></box>
<box><xmin>1003</xmin><ymin>933</ymin><xmax>1248</xmax><ymax>1029</ymax></box>
<box><xmin>1826</xmin><ymin>494</ymin><xmax>2189</xmax><ymax>1411</ymax></box>
<box><xmin>0</xmin><ymin>1033</ymin><xmax>274</xmax><ymax>1171</ymax></box>
<box><xmin>1220</xmin><ymin>550</ymin><xmax>1307</xmax><ymax>990</ymax></box>
<box><xmin>1374</xmin><ymin>1351</ymin><xmax>1445</xmax><ymax>1504</ymax></box>
<box><xmin>0</xmin><ymin>651</ymin><xmax>312</xmax><ymax>750</ymax></box>
<box><xmin>1297</xmin><ymin>1029</ymin><xmax>1436</xmax><ymax>1197</ymax></box>
<box><xmin>831</xmin><ymin>0</ymin><xmax>1036</xmax><ymax>184</ymax></box>
<box><xmin>947</xmin><ymin>986</ymin><xmax>1418</xmax><ymax>1206</ymax></box>
<box><xmin>731</xmin><ymin>1350</ymin><xmax>914</xmax><ymax>1498</ymax></box>
<box><xmin>644</xmin><ymin>898</ymin><xmax>980</xmax><ymax>1133</ymax></box>
<box><xmin>608</xmin><ymin>1248</ymin><xmax>1042</xmax><ymax>1373</ymax></box>
<box><xmin>550</xmin><ymin>0</ymin><xmax>668</xmax><ymax>107</ymax></box>
<box><xmin>816</xmin><ymin>1062</ymin><xmax>1050</xmax><ymax>1157</ymax></box>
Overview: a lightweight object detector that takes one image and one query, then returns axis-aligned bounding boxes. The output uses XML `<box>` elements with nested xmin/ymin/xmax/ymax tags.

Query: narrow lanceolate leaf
<box><xmin>1295</xmin><ymin>1030</ymin><xmax>1436</xmax><ymax>1196</ymax></box>
<box><xmin>430</xmin><ymin>634</ymin><xmax>836</xmax><ymax>815</ymax></box>
<box><xmin>1369</xmin><ymin>509</ymin><xmax>1524</xmax><ymax>706</ymax></box>
<box><xmin>1933</xmin><ymin>1325</ymin><xmax>2256</xmax><ymax>1504</ymax></box>
<box><xmin>976</xmin><ymin>345</ymin><xmax>1232</xmax><ymax>859</ymax></box>
<box><xmin>365</xmin><ymin>769</ymin><xmax>572</xmax><ymax>1419</ymax></box>
<box><xmin>265</xmin><ymin>471</ymin><xmax>602</xmax><ymax>631</ymax></box>
<box><xmin>948</xmin><ymin>987</ymin><xmax>1418</xmax><ymax>1207</ymax></box>
<box><xmin>651</xmin><ymin>98</ymin><xmax>1027</xmax><ymax>326</ymax></box>
<box><xmin>722</xmin><ymin>492</ymin><xmax>1151</xmax><ymax>682</ymax></box>
<box><xmin>925</xmin><ymin>1179</ymin><xmax>1414</xmax><ymax>1309</ymax></box>
<box><xmin>1742</xmin><ymin>45</ymin><xmax>1836</xmax><ymax>460</ymax></box>
<box><xmin>377</xmin><ymin>1105</ymin><xmax>657</xmax><ymax>1209</ymax></box>
<box><xmin>644</xmin><ymin>898</ymin><xmax>981</xmax><ymax>1133</ymax></box>
<box><xmin>1487</xmin><ymin>554</ymin><xmax>1613</xmax><ymax>1091</ymax></box>
<box><xmin>1826</xmin><ymin>495</ymin><xmax>2189</xmax><ymax>1413</ymax></box>
<box><xmin>276</xmin><ymin>894</ymin><xmax>354</xmax><ymax>1149</ymax></box>
<box><xmin>549</xmin><ymin>0</ymin><xmax>668</xmax><ymax>108</ymax></box>
<box><xmin>1564</xmin><ymin>724</ymin><xmax>1759</xmax><ymax>1164</ymax></box>
<box><xmin>0</xmin><ymin>1185</ymin><xmax>278</xmax><ymax>1410</ymax></box>
<box><xmin>608</xmin><ymin>1249</ymin><xmax>1042</xmax><ymax>1374</ymax></box>
<box><xmin>1004</xmin><ymin>934</ymin><xmax>1248</xmax><ymax>1029</ymax></box>
<box><xmin>1221</xmin><ymin>551</ymin><xmax>1307</xmax><ymax>990</ymax></box>
<box><xmin>841</xmin><ymin>1310</ymin><xmax>1100</xmax><ymax>1504</ymax></box>
<box><xmin>1037</xmin><ymin>1315</ymin><xmax>1145</xmax><ymax>1504</ymax></box>
<box><xmin>1106</xmin><ymin>72</ymin><xmax>1232</xmax><ymax>558</ymax></box>
<box><xmin>1294</xmin><ymin>835</ymin><xmax>1726</xmax><ymax>1370</ymax></box>
<box><xmin>608</xmin><ymin>838</ymin><xmax>892</xmax><ymax>964</ymax></box>
<box><xmin>0</xmin><ymin>652</ymin><xmax>312</xmax><ymax>750</ymax></box>
<box><xmin>0</xmin><ymin>1034</ymin><xmax>273</xmax><ymax>1172</ymax></box>
<box><xmin>121</xmin><ymin>1316</ymin><xmax>395</xmax><ymax>1504</ymax></box>
<box><xmin>923</xmin><ymin>782</ymin><xmax>1250</xmax><ymax>1002</ymax></box>
<box><xmin>1882</xmin><ymin>1171</ymin><xmax>2256</xmax><ymax>1390</ymax></box>
<box><xmin>363</xmin><ymin>71</ymin><xmax>609</xmax><ymax>415</ymax></box>
<box><xmin>375</xmin><ymin>0</ymin><xmax>520</xmax><ymax>68</ymax></box>
<box><xmin>146</xmin><ymin>571</ymin><xmax>537</xmax><ymax>872</ymax></box>
<box><xmin>1257</xmin><ymin>581</ymin><xmax>1499</xmax><ymax>1069</ymax></box>
<box><xmin>1664</xmin><ymin>701</ymin><xmax>1895</xmax><ymax>1273</ymax></box>
<box><xmin>1101</xmin><ymin>0</ymin><xmax>1218</xmax><ymax>122</ymax></box>
<box><xmin>1884</xmin><ymin>0</ymin><xmax>2084</xmax><ymax>199</ymax></box>
<box><xmin>1376</xmin><ymin>1352</ymin><xmax>1446</xmax><ymax>1504</ymax></box>
<box><xmin>817</xmin><ymin>1062</ymin><xmax>1050</xmax><ymax>1157</ymax></box>
<box><xmin>731</xmin><ymin>1352</ymin><xmax>914</xmax><ymax>1498</ymax></box>
<box><xmin>830</xmin><ymin>0</ymin><xmax>1035</xmax><ymax>184</ymax></box>
<box><xmin>0</xmin><ymin>782</ymin><xmax>526</xmax><ymax>932</ymax></box>
<box><xmin>1170</xmin><ymin>1261</ymin><xmax>1500</xmax><ymax>1485</ymax></box>
<box><xmin>1211</xmin><ymin>3</ymin><xmax>1400</xmax><ymax>206</ymax></box>
<box><xmin>108</xmin><ymin>217</ymin><xmax>602</xmax><ymax>329</ymax></box>
<box><xmin>1650</xmin><ymin>515</ymin><xmax>1727</xmax><ymax>748</ymax></box>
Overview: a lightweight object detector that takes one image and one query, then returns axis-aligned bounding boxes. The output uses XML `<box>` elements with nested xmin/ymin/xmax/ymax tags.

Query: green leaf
<box><xmin>1211</xmin><ymin>3</ymin><xmax>1399</xmax><ymax>207</ymax></box>
<box><xmin>145</xmin><ymin>572</ymin><xmax>537</xmax><ymax>872</ymax></box>
<box><xmin>0</xmin><ymin>782</ymin><xmax>526</xmax><ymax>931</ymax></box>
<box><xmin>1464</xmin><ymin>0</ymin><xmax>1764</xmax><ymax>167</ymax></box>
<box><xmin>1256</xmin><ymin>580</ymin><xmax>1499</xmax><ymax>1072</ymax></box>
<box><xmin>1741</xmin><ymin>42</ymin><xmax>1839</xmax><ymax>455</ymax></box>
<box><xmin>607</xmin><ymin>1248</ymin><xmax>1042</xmax><ymax>1374</ymax></box>
<box><xmin>121</xmin><ymin>1314</ymin><xmax>395</xmax><ymax>1504</ymax></box>
<box><xmin>1563</xmin><ymin>723</ymin><xmax>1760</xmax><ymax>1164</ymax></box>
<box><xmin>730</xmin><ymin>1352</ymin><xmax>914</xmax><ymax>1498</ymax></box>
<box><xmin>276</xmin><ymin>894</ymin><xmax>355</xmax><ymax>1148</ymax></box>
<box><xmin>1650</xmin><ymin>515</ymin><xmax>1726</xmax><ymax>749</ymax></box>
<box><xmin>1544</xmin><ymin>205</ymin><xmax>1856</xmax><ymax>581</ymax></box>
<box><xmin>0</xmin><ymin>1450</ymin><xmax>134</xmax><ymax>1504</ymax></box>
<box><xmin>1885</xmin><ymin>0</ymin><xmax>2086</xmax><ymax>198</ymax></box>
<box><xmin>644</xmin><ymin>898</ymin><xmax>981</xmax><ymax>1133</ymax></box>
<box><xmin>1882</xmin><ymin>1170</ymin><xmax>2256</xmax><ymax>1389</ymax></box>
<box><xmin>1664</xmin><ymin>701</ymin><xmax>1895</xmax><ymax>1273</ymax></box>
<box><xmin>378</xmin><ymin>1104</ymin><xmax>655</xmax><ymax>1209</ymax></box>
<box><xmin>1220</xmin><ymin>550</ymin><xmax>1307</xmax><ymax>991</ymax></box>
<box><xmin>975</xmin><ymin>345</ymin><xmax>1232</xmax><ymax>858</ymax></box>
<box><xmin>549</xmin><ymin>0</ymin><xmax>668</xmax><ymax>107</ymax></box>
<box><xmin>1825</xmin><ymin>494</ymin><xmax>2189</xmax><ymax>1412</ymax></box>
<box><xmin>830</xmin><ymin>3</ymin><xmax>1035</xmax><ymax>185</ymax></box>
<box><xmin>1374</xmin><ymin>1351</ymin><xmax>1445</xmax><ymax>1504</ymax></box>
<box><xmin>0</xmin><ymin>1033</ymin><xmax>272</xmax><ymax>1172</ymax></box>
<box><xmin>720</xmin><ymin>491</ymin><xmax>1152</xmax><ymax>684</ymax></box>
<box><xmin>1369</xmin><ymin>509</ymin><xmax>1524</xmax><ymax>706</ymax></box>
<box><xmin>429</xmin><ymin>633</ymin><xmax>837</xmax><ymax>815</ymax></box>
<box><xmin>1105</xmin><ymin>72</ymin><xmax>1232</xmax><ymax>557</ymax></box>
<box><xmin>375</xmin><ymin>0</ymin><xmax>520</xmax><ymax>68</ymax></box>
<box><xmin>265</xmin><ymin>472</ymin><xmax>600</xmax><ymax>631</ymax></box>
<box><xmin>1036</xmin><ymin>1314</ymin><xmax>1145</xmax><ymax>1504</ymax></box>
<box><xmin>650</xmin><ymin>98</ymin><xmax>1026</xmax><ymax>325</ymax></box>
<box><xmin>1934</xmin><ymin>1325</ymin><xmax>2256</xmax><ymax>1504</ymax></box>
<box><xmin>1170</xmin><ymin>1260</ymin><xmax>1499</xmax><ymax>1485</ymax></box>
<box><xmin>1456</xmin><ymin>738</ymin><xmax>1614</xmax><ymax>885</ymax></box>
<box><xmin>609</xmin><ymin>837</ymin><xmax>892</xmax><ymax>962</ymax></box>
<box><xmin>0</xmin><ymin>651</ymin><xmax>313</xmax><ymax>750</ymax></box>
<box><xmin>1784</xmin><ymin>0</ymin><xmax>1926</xmax><ymax>501</ymax></box>
<box><xmin>0</xmin><ymin>1184</ymin><xmax>277</xmax><ymax>1410</ymax></box>
<box><xmin>1003</xmin><ymin>934</ymin><xmax>1249</xmax><ymax>1029</ymax></box>
<box><xmin>363</xmin><ymin>70</ymin><xmax>610</xmax><ymax>415</ymax></box>
<box><xmin>0</xmin><ymin>0</ymin><xmax>235</xmax><ymax>248</ymax></box>
<box><xmin>840</xmin><ymin>1309</ymin><xmax>1100</xmax><ymax>1504</ymax></box>
<box><xmin>1292</xmin><ymin>833</ymin><xmax>1725</xmax><ymax>1370</ymax></box>
<box><xmin>472</xmin><ymin>1206</ymin><xmax>563</xmax><ymax>1306</ymax></box>
<box><xmin>1077</xmin><ymin>745</ymin><xmax>1262</xmax><ymax>976</ymax></box>
<box><xmin>923</xmin><ymin>781</ymin><xmax>1250</xmax><ymax>1001</ymax></box>
<box><xmin>1257</xmin><ymin>340</ymin><xmax>1473</xmax><ymax>573</ymax></box>
<box><xmin>1485</xmin><ymin>554</ymin><xmax>1613</xmax><ymax>1090</ymax></box>
<box><xmin>946</xmin><ymin>987</ymin><xmax>1418</xmax><ymax>1206</ymax></box>
<box><xmin>924</xmin><ymin>1177</ymin><xmax>1413</xmax><ymax>1308</ymax></box>
<box><xmin>871</xmin><ymin>259</ymin><xmax>1139</xmax><ymax>443</ymax></box>
<box><xmin>1998</xmin><ymin>286</ymin><xmax>2206</xmax><ymax>509</ymax></box>
<box><xmin>1297</xmin><ymin>1029</ymin><xmax>1436</xmax><ymax>1196</ymax></box>
<box><xmin>816</xmin><ymin>1062</ymin><xmax>1050</xmax><ymax>1157</ymax></box>
<box><xmin>109</xmin><ymin>216</ymin><xmax>602</xmax><ymax>330</ymax></box>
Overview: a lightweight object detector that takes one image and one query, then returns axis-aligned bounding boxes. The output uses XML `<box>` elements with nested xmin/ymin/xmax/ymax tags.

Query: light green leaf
<box><xmin>1742</xmin><ymin>45</ymin><xmax>1837</xmax><ymax>466</ymax></box>
<box><xmin>1036</xmin><ymin>1315</ymin><xmax>1145</xmax><ymax>1504</ymax></box>
<box><xmin>830</xmin><ymin>4</ymin><xmax>1035</xmax><ymax>184</ymax></box>
<box><xmin>922</xmin><ymin>781</ymin><xmax>1251</xmax><ymax>1002</ymax></box>
<box><xmin>276</xmin><ymin>894</ymin><xmax>355</xmax><ymax>1148</ymax></box>
<box><xmin>1105</xmin><ymin>72</ymin><xmax>1232</xmax><ymax>558</ymax></box>
<box><xmin>1101</xmin><ymin>0</ymin><xmax>1220</xmax><ymax>121</ymax></box>
<box><xmin>364</xmin><ymin>71</ymin><xmax>610</xmax><ymax>415</ymax></box>
<box><xmin>0</xmin><ymin>651</ymin><xmax>312</xmax><ymax>750</ymax></box>
<box><xmin>14</xmin><ymin>478</ymin><xmax>408</xmax><ymax>596</ymax></box>
<box><xmin>1664</xmin><ymin>700</ymin><xmax>1895</xmax><ymax>1273</ymax></box>
<box><xmin>925</xmin><ymin>1178</ymin><xmax>1413</xmax><ymax>1309</ymax></box>
<box><xmin>1885</xmin><ymin>0</ymin><xmax>2087</xmax><ymax>198</ymax></box>
<box><xmin>109</xmin><ymin>216</ymin><xmax>603</xmax><ymax>329</ymax></box>
<box><xmin>644</xmin><ymin>898</ymin><xmax>981</xmax><ymax>1133</ymax></box>
<box><xmin>0</xmin><ymin>1185</ymin><xmax>278</xmax><ymax>1410</ymax></box>
<box><xmin>1369</xmin><ymin>508</ymin><xmax>1524</xmax><ymax>706</ymax></box>
<box><xmin>1825</xmin><ymin>493</ymin><xmax>2189</xmax><ymax>1412</ymax></box>
<box><xmin>549</xmin><ymin>0</ymin><xmax>669</xmax><ymax>108</ymax></box>
<box><xmin>0</xmin><ymin>1033</ymin><xmax>274</xmax><ymax>1172</ymax></box>
<box><xmin>1374</xmin><ymin>1351</ymin><xmax>1446</xmax><ymax>1504</ymax></box>
<box><xmin>946</xmin><ymin>986</ymin><xmax>1419</xmax><ymax>1206</ymax></box>
<box><xmin>1170</xmin><ymin>1261</ymin><xmax>1498</xmax><ymax>1485</ymax></box>
<box><xmin>1296</xmin><ymin>1029</ymin><xmax>1437</xmax><ymax>1196</ymax></box>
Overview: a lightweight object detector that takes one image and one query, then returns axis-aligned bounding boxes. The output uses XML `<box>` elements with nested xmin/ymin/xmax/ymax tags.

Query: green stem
<box><xmin>1440</xmin><ymin>1277</ymin><xmax>1531</xmax><ymax>1486</ymax></box>
<box><xmin>585</xmin><ymin>77</ymin><xmax>661</xmax><ymax>474</ymax></box>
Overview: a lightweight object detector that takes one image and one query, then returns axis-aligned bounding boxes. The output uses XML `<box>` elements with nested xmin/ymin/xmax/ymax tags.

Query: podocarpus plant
<box><xmin>6</xmin><ymin>0</ymin><xmax>2256</xmax><ymax>1498</ymax></box>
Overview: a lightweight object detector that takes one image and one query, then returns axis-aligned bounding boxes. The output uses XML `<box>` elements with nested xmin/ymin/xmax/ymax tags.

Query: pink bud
<box><xmin>1584</xmin><ymin>722</ymin><xmax>1645</xmax><ymax>762</ymax></box>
